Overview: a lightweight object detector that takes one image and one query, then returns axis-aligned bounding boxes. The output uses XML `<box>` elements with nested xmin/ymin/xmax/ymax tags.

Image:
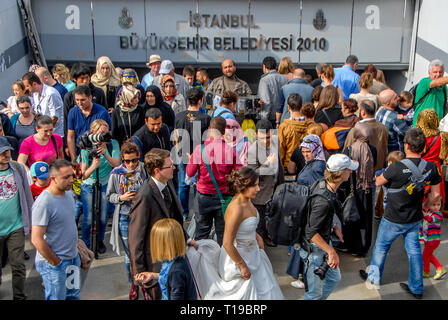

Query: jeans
<box><xmin>178</xmin><ymin>162</ymin><xmax>196</xmax><ymax>219</ymax></box>
<box><xmin>118</xmin><ymin>213</ymin><xmax>132</xmax><ymax>283</ymax></box>
<box><xmin>35</xmin><ymin>254</ymin><xmax>81</xmax><ymax>300</ymax></box>
<box><xmin>299</xmin><ymin>244</ymin><xmax>341</xmax><ymax>300</ymax></box>
<box><xmin>0</xmin><ymin>228</ymin><xmax>26</xmax><ymax>300</ymax></box>
<box><xmin>194</xmin><ymin>193</ymin><xmax>225</xmax><ymax>245</ymax></box>
<box><xmin>80</xmin><ymin>183</ymin><xmax>110</xmax><ymax>248</ymax></box>
<box><xmin>74</xmin><ymin>193</ymin><xmax>83</xmax><ymax>226</ymax></box>
<box><xmin>367</xmin><ymin>218</ymin><xmax>423</xmax><ymax>294</ymax></box>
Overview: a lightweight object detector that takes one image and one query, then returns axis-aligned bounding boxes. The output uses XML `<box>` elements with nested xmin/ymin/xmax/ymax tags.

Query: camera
<box><xmin>77</xmin><ymin>132</ymin><xmax>112</xmax><ymax>158</ymax></box>
<box><xmin>313</xmin><ymin>254</ymin><xmax>330</xmax><ymax>280</ymax></box>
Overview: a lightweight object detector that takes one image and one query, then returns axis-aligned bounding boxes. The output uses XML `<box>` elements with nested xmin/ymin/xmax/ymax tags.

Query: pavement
<box><xmin>1</xmin><ymin>211</ymin><xmax>448</xmax><ymax>300</ymax></box>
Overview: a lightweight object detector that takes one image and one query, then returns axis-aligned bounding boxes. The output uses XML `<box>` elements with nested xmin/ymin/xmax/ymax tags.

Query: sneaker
<box><xmin>290</xmin><ymin>280</ymin><xmax>305</xmax><ymax>289</ymax></box>
<box><xmin>434</xmin><ymin>268</ymin><xmax>447</xmax><ymax>280</ymax></box>
<box><xmin>423</xmin><ymin>271</ymin><xmax>431</xmax><ymax>278</ymax></box>
<box><xmin>98</xmin><ymin>241</ymin><xmax>107</xmax><ymax>254</ymax></box>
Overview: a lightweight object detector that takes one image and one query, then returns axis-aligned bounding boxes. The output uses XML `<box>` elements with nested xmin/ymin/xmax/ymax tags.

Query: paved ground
<box><xmin>1</xmin><ymin>209</ymin><xmax>448</xmax><ymax>300</ymax></box>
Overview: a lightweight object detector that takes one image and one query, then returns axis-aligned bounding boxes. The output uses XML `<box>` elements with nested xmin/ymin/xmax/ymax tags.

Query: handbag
<box><xmin>201</xmin><ymin>144</ymin><xmax>232</xmax><ymax>216</ymax></box>
<box><xmin>342</xmin><ymin>174</ymin><xmax>361</xmax><ymax>224</ymax></box>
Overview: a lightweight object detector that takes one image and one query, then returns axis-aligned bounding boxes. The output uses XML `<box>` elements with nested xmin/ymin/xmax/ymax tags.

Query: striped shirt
<box><xmin>419</xmin><ymin>211</ymin><xmax>443</xmax><ymax>242</ymax></box>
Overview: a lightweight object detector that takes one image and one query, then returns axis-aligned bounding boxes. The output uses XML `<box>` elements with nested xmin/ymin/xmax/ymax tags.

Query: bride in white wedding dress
<box><xmin>187</xmin><ymin>167</ymin><xmax>284</xmax><ymax>300</ymax></box>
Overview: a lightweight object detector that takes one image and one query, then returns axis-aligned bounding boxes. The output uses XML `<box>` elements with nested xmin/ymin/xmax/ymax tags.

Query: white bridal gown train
<box><xmin>186</xmin><ymin>212</ymin><xmax>284</xmax><ymax>300</ymax></box>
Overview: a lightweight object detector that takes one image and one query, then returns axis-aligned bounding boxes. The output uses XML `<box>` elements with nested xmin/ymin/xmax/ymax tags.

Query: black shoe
<box><xmin>399</xmin><ymin>282</ymin><xmax>423</xmax><ymax>299</ymax></box>
<box><xmin>352</xmin><ymin>252</ymin><xmax>366</xmax><ymax>258</ymax></box>
<box><xmin>359</xmin><ymin>270</ymin><xmax>368</xmax><ymax>281</ymax></box>
<box><xmin>264</xmin><ymin>237</ymin><xmax>277</xmax><ymax>247</ymax></box>
<box><xmin>23</xmin><ymin>252</ymin><xmax>30</xmax><ymax>260</ymax></box>
<box><xmin>98</xmin><ymin>241</ymin><xmax>107</xmax><ymax>254</ymax></box>
<box><xmin>334</xmin><ymin>244</ymin><xmax>349</xmax><ymax>253</ymax></box>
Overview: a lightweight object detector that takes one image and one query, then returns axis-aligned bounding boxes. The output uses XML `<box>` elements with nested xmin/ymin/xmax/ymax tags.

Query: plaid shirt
<box><xmin>375</xmin><ymin>107</ymin><xmax>409</xmax><ymax>152</ymax></box>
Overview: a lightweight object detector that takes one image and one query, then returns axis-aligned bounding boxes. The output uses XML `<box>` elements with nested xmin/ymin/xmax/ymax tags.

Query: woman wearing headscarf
<box><xmin>161</xmin><ymin>74</ymin><xmax>186</xmax><ymax>115</ymax></box>
<box><xmin>91</xmin><ymin>56</ymin><xmax>121</xmax><ymax>112</ymax></box>
<box><xmin>225</xmin><ymin>119</ymin><xmax>250</xmax><ymax>166</ymax></box>
<box><xmin>296</xmin><ymin>134</ymin><xmax>326</xmax><ymax>186</ymax></box>
<box><xmin>341</xmin><ymin>122</ymin><xmax>376</xmax><ymax>256</ymax></box>
<box><xmin>111</xmin><ymin>85</ymin><xmax>146</xmax><ymax>146</ymax></box>
<box><xmin>141</xmin><ymin>85</ymin><xmax>175</xmax><ymax>132</ymax></box>
<box><xmin>416</xmin><ymin>108</ymin><xmax>447</xmax><ymax>206</ymax></box>
<box><xmin>117</xmin><ymin>68</ymin><xmax>146</xmax><ymax>105</ymax></box>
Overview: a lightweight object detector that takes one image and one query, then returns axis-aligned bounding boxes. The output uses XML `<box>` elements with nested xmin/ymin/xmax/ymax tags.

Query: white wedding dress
<box><xmin>186</xmin><ymin>212</ymin><xmax>284</xmax><ymax>300</ymax></box>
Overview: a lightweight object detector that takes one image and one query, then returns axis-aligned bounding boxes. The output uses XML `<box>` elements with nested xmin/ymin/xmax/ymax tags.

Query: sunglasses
<box><xmin>123</xmin><ymin>158</ymin><xmax>139</xmax><ymax>164</ymax></box>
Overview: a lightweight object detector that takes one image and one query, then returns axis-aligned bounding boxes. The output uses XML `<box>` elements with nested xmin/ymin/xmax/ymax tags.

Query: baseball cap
<box><xmin>146</xmin><ymin>54</ymin><xmax>162</xmax><ymax>66</ymax></box>
<box><xmin>326</xmin><ymin>154</ymin><xmax>359</xmax><ymax>172</ymax></box>
<box><xmin>30</xmin><ymin>161</ymin><xmax>50</xmax><ymax>179</ymax></box>
<box><xmin>0</xmin><ymin>137</ymin><xmax>13</xmax><ymax>154</ymax></box>
<box><xmin>159</xmin><ymin>60</ymin><xmax>174</xmax><ymax>74</ymax></box>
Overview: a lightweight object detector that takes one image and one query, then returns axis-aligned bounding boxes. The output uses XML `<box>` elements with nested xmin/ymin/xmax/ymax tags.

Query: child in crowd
<box><xmin>29</xmin><ymin>161</ymin><xmax>51</xmax><ymax>200</ymax></box>
<box><xmin>420</xmin><ymin>195</ymin><xmax>446</xmax><ymax>280</ymax></box>
<box><xmin>396</xmin><ymin>91</ymin><xmax>414</xmax><ymax>126</ymax></box>
<box><xmin>375</xmin><ymin>151</ymin><xmax>405</xmax><ymax>218</ymax></box>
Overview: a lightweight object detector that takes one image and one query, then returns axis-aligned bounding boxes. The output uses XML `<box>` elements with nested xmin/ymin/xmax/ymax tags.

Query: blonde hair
<box><xmin>376</xmin><ymin>69</ymin><xmax>387</xmax><ymax>85</ymax></box>
<box><xmin>52</xmin><ymin>63</ymin><xmax>71</xmax><ymax>84</ymax></box>
<box><xmin>324</xmin><ymin>168</ymin><xmax>345</xmax><ymax>184</ymax></box>
<box><xmin>278</xmin><ymin>57</ymin><xmax>295</xmax><ymax>75</ymax></box>
<box><xmin>306</xmin><ymin>123</ymin><xmax>324</xmax><ymax>137</ymax></box>
<box><xmin>90</xmin><ymin>119</ymin><xmax>109</xmax><ymax>133</ymax></box>
<box><xmin>387</xmin><ymin>150</ymin><xmax>405</xmax><ymax>163</ymax></box>
<box><xmin>359</xmin><ymin>72</ymin><xmax>373</xmax><ymax>89</ymax></box>
<box><xmin>150</xmin><ymin>218</ymin><xmax>186</xmax><ymax>263</ymax></box>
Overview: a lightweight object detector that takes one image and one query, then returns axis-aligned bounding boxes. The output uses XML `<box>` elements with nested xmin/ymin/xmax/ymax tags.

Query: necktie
<box><xmin>161</xmin><ymin>186</ymin><xmax>172</xmax><ymax>211</ymax></box>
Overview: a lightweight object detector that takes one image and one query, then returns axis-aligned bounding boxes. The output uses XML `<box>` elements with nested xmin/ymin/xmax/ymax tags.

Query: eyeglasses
<box><xmin>160</xmin><ymin>164</ymin><xmax>176</xmax><ymax>170</ymax></box>
<box><xmin>123</xmin><ymin>158</ymin><xmax>139</xmax><ymax>164</ymax></box>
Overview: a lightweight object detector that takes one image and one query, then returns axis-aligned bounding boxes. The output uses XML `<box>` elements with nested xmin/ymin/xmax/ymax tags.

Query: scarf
<box><xmin>350</xmin><ymin>123</ymin><xmax>374</xmax><ymax>191</ymax></box>
<box><xmin>159</xmin><ymin>258</ymin><xmax>177</xmax><ymax>300</ymax></box>
<box><xmin>91</xmin><ymin>56</ymin><xmax>121</xmax><ymax>95</ymax></box>
<box><xmin>416</xmin><ymin>108</ymin><xmax>448</xmax><ymax>160</ymax></box>
<box><xmin>116</xmin><ymin>85</ymin><xmax>140</xmax><ymax>112</ymax></box>
<box><xmin>121</xmin><ymin>68</ymin><xmax>141</xmax><ymax>87</ymax></box>
<box><xmin>110</xmin><ymin>162</ymin><xmax>145</xmax><ymax>195</ymax></box>
<box><xmin>161</xmin><ymin>74</ymin><xmax>177</xmax><ymax>101</ymax></box>
<box><xmin>300</xmin><ymin>134</ymin><xmax>326</xmax><ymax>162</ymax></box>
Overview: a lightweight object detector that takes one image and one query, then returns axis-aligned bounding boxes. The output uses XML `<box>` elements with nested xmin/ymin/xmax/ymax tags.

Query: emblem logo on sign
<box><xmin>313</xmin><ymin>9</ymin><xmax>326</xmax><ymax>30</ymax></box>
<box><xmin>119</xmin><ymin>7</ymin><xmax>133</xmax><ymax>29</ymax></box>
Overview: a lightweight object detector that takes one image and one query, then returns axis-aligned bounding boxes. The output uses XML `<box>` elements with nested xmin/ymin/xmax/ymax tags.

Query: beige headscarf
<box><xmin>116</xmin><ymin>85</ymin><xmax>140</xmax><ymax>112</ymax></box>
<box><xmin>91</xmin><ymin>56</ymin><xmax>121</xmax><ymax>95</ymax></box>
<box><xmin>350</xmin><ymin>122</ymin><xmax>374</xmax><ymax>191</ymax></box>
<box><xmin>416</xmin><ymin>108</ymin><xmax>448</xmax><ymax>159</ymax></box>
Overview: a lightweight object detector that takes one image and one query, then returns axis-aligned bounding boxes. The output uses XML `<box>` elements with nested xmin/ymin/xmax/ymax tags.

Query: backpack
<box><xmin>409</xmin><ymin>81</ymin><xmax>447</xmax><ymax>111</ymax></box>
<box><xmin>321</xmin><ymin>126</ymin><xmax>352</xmax><ymax>151</ymax></box>
<box><xmin>388</xmin><ymin>159</ymin><xmax>431</xmax><ymax>196</ymax></box>
<box><xmin>266</xmin><ymin>179</ymin><xmax>330</xmax><ymax>247</ymax></box>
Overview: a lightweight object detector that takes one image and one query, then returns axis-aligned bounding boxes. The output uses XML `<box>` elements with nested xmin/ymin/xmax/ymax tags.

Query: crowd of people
<box><xmin>0</xmin><ymin>51</ymin><xmax>447</xmax><ymax>301</ymax></box>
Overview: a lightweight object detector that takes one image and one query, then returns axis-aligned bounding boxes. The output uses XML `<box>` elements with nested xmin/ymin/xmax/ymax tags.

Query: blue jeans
<box><xmin>178</xmin><ymin>162</ymin><xmax>196</xmax><ymax>218</ymax></box>
<box><xmin>74</xmin><ymin>193</ymin><xmax>83</xmax><ymax>226</ymax></box>
<box><xmin>80</xmin><ymin>183</ymin><xmax>110</xmax><ymax>248</ymax></box>
<box><xmin>118</xmin><ymin>213</ymin><xmax>132</xmax><ymax>283</ymax></box>
<box><xmin>299</xmin><ymin>244</ymin><xmax>341</xmax><ymax>300</ymax></box>
<box><xmin>35</xmin><ymin>254</ymin><xmax>81</xmax><ymax>300</ymax></box>
<box><xmin>367</xmin><ymin>218</ymin><xmax>423</xmax><ymax>294</ymax></box>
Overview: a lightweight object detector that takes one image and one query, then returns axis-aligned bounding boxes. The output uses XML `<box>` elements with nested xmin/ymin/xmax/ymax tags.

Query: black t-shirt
<box><xmin>174</xmin><ymin>110</ymin><xmax>211</xmax><ymax>157</ymax></box>
<box><xmin>314</xmin><ymin>105</ymin><xmax>343</xmax><ymax>128</ymax></box>
<box><xmin>290</xmin><ymin>147</ymin><xmax>306</xmax><ymax>173</ymax></box>
<box><xmin>383</xmin><ymin>158</ymin><xmax>441</xmax><ymax>224</ymax></box>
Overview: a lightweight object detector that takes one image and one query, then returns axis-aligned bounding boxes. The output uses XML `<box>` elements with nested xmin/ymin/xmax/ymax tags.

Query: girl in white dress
<box><xmin>187</xmin><ymin>167</ymin><xmax>284</xmax><ymax>300</ymax></box>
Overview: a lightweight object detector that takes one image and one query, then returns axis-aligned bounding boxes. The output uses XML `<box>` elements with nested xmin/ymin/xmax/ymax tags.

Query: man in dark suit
<box><xmin>127</xmin><ymin>148</ymin><xmax>195</xmax><ymax>300</ymax></box>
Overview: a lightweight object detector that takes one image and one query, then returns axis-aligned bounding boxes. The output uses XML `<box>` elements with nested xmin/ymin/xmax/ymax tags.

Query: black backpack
<box><xmin>409</xmin><ymin>81</ymin><xmax>447</xmax><ymax>111</ymax></box>
<box><xmin>266</xmin><ymin>179</ymin><xmax>330</xmax><ymax>247</ymax></box>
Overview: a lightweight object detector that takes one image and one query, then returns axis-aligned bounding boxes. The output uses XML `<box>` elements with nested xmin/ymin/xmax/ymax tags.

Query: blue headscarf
<box><xmin>300</xmin><ymin>134</ymin><xmax>325</xmax><ymax>162</ymax></box>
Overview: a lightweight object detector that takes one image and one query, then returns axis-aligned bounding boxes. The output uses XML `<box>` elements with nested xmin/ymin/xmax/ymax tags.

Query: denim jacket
<box><xmin>258</xmin><ymin>70</ymin><xmax>288</xmax><ymax>120</ymax></box>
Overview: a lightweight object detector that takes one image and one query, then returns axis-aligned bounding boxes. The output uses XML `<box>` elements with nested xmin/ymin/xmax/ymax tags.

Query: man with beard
<box><xmin>208</xmin><ymin>59</ymin><xmax>252</xmax><ymax>97</ymax></box>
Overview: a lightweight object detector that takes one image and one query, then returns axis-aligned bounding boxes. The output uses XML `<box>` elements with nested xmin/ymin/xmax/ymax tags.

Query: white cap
<box><xmin>159</xmin><ymin>60</ymin><xmax>174</xmax><ymax>74</ymax></box>
<box><xmin>326</xmin><ymin>154</ymin><xmax>359</xmax><ymax>172</ymax></box>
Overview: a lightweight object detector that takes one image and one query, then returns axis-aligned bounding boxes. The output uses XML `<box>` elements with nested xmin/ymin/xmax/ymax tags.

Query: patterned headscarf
<box><xmin>121</xmin><ymin>68</ymin><xmax>141</xmax><ymax>87</ymax></box>
<box><xmin>110</xmin><ymin>162</ymin><xmax>145</xmax><ymax>195</ymax></box>
<box><xmin>416</xmin><ymin>108</ymin><xmax>439</xmax><ymax>138</ymax></box>
<box><xmin>115</xmin><ymin>85</ymin><xmax>140</xmax><ymax>112</ymax></box>
<box><xmin>91</xmin><ymin>56</ymin><xmax>121</xmax><ymax>95</ymax></box>
<box><xmin>161</xmin><ymin>74</ymin><xmax>177</xmax><ymax>101</ymax></box>
<box><xmin>299</xmin><ymin>134</ymin><xmax>325</xmax><ymax>162</ymax></box>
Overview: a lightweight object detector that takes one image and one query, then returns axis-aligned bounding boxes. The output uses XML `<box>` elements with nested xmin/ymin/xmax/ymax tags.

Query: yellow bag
<box><xmin>241</xmin><ymin>119</ymin><xmax>256</xmax><ymax>143</ymax></box>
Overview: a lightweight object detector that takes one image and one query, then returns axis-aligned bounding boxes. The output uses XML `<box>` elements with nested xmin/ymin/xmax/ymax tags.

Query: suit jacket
<box><xmin>343</xmin><ymin>118</ymin><xmax>388</xmax><ymax>171</ymax></box>
<box><xmin>128</xmin><ymin>178</ymin><xmax>186</xmax><ymax>294</ymax></box>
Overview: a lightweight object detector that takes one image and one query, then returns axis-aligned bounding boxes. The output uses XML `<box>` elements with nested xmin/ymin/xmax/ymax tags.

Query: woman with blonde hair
<box><xmin>134</xmin><ymin>218</ymin><xmax>197</xmax><ymax>300</ymax></box>
<box><xmin>111</xmin><ymin>85</ymin><xmax>146</xmax><ymax>145</ymax></box>
<box><xmin>349</xmin><ymin>72</ymin><xmax>379</xmax><ymax>110</ymax></box>
<box><xmin>91</xmin><ymin>56</ymin><xmax>121</xmax><ymax>112</ymax></box>
<box><xmin>278</xmin><ymin>57</ymin><xmax>295</xmax><ymax>81</ymax></box>
<box><xmin>80</xmin><ymin>119</ymin><xmax>120</xmax><ymax>253</ymax></box>
<box><xmin>51</xmin><ymin>63</ymin><xmax>76</xmax><ymax>92</ymax></box>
